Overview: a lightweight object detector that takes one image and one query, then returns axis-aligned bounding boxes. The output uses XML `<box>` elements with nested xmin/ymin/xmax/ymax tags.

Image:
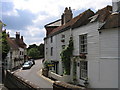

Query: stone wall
<box><xmin>4</xmin><ymin>70</ymin><xmax>40</xmax><ymax>89</ymax></box>
<box><xmin>53</xmin><ymin>81</ymin><xmax>85</xmax><ymax>90</ymax></box>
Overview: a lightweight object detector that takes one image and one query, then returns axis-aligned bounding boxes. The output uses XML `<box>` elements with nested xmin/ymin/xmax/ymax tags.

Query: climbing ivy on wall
<box><xmin>60</xmin><ymin>37</ymin><xmax>73</xmax><ymax>75</ymax></box>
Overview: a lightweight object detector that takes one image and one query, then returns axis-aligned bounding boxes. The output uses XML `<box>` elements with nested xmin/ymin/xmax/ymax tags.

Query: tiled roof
<box><xmin>96</xmin><ymin>5</ymin><xmax>112</xmax><ymax>22</ymax></box>
<box><xmin>15</xmin><ymin>39</ymin><xmax>27</xmax><ymax>48</ymax></box>
<box><xmin>100</xmin><ymin>12</ymin><xmax>120</xmax><ymax>29</ymax></box>
<box><xmin>6</xmin><ymin>36</ymin><xmax>19</xmax><ymax>50</ymax></box>
<box><xmin>6</xmin><ymin>36</ymin><xmax>26</xmax><ymax>49</ymax></box>
<box><xmin>45</xmin><ymin>5</ymin><xmax>118</xmax><ymax>37</ymax></box>
<box><xmin>48</xmin><ymin>9</ymin><xmax>94</xmax><ymax>36</ymax></box>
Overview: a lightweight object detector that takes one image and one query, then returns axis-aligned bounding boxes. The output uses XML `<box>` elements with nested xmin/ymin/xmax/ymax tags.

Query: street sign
<box><xmin>47</xmin><ymin>63</ymin><xmax>54</xmax><ymax>67</ymax></box>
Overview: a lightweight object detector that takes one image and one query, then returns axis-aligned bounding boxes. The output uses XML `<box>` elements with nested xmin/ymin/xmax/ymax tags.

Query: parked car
<box><xmin>30</xmin><ymin>59</ymin><xmax>35</xmax><ymax>65</ymax></box>
<box><xmin>28</xmin><ymin>61</ymin><xmax>33</xmax><ymax>65</ymax></box>
<box><xmin>22</xmin><ymin>61</ymin><xmax>33</xmax><ymax>70</ymax></box>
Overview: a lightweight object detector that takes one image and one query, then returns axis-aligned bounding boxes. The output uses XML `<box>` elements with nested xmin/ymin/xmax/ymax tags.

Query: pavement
<box><xmin>37</xmin><ymin>69</ymin><xmax>54</xmax><ymax>83</ymax></box>
<box><xmin>14</xmin><ymin>59</ymin><xmax>53</xmax><ymax>89</ymax></box>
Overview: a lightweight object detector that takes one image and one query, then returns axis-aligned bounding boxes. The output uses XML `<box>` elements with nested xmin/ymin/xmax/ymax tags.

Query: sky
<box><xmin>1</xmin><ymin>0</ymin><xmax>112</xmax><ymax>46</ymax></box>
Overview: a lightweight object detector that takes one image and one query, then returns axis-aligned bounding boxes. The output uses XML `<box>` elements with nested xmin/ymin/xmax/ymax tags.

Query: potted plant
<box><xmin>42</xmin><ymin>61</ymin><xmax>49</xmax><ymax>77</ymax></box>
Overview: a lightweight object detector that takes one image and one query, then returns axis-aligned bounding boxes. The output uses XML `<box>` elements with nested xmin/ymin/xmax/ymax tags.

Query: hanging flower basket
<box><xmin>79</xmin><ymin>53</ymin><xmax>86</xmax><ymax>59</ymax></box>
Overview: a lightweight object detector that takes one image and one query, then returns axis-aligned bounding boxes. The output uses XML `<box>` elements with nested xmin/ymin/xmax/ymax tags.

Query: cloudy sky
<box><xmin>1</xmin><ymin>0</ymin><xmax>112</xmax><ymax>46</ymax></box>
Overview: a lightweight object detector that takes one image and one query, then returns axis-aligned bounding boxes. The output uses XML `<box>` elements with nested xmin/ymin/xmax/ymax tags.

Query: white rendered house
<box><xmin>44</xmin><ymin>1</ymin><xmax>120</xmax><ymax>88</ymax></box>
<box><xmin>6</xmin><ymin>32</ymin><xmax>27</xmax><ymax>70</ymax></box>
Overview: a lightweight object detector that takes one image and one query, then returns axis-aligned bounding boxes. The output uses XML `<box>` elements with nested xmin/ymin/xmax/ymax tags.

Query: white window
<box><xmin>80</xmin><ymin>61</ymin><xmax>88</xmax><ymax>80</ymax></box>
<box><xmin>62</xmin><ymin>45</ymin><xmax>65</xmax><ymax>49</ymax></box>
<box><xmin>61</xmin><ymin>34</ymin><xmax>65</xmax><ymax>38</ymax></box>
<box><xmin>51</xmin><ymin>47</ymin><xmax>53</xmax><ymax>56</ymax></box>
<box><xmin>51</xmin><ymin>36</ymin><xmax>53</xmax><ymax>43</ymax></box>
<box><xmin>46</xmin><ymin>48</ymin><xmax>48</xmax><ymax>55</ymax></box>
<box><xmin>20</xmin><ymin>51</ymin><xmax>21</xmax><ymax>55</ymax></box>
<box><xmin>79</xmin><ymin>34</ymin><xmax>87</xmax><ymax>53</ymax></box>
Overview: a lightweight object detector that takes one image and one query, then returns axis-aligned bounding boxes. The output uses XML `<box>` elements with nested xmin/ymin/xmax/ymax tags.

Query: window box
<box><xmin>79</xmin><ymin>53</ymin><xmax>86</xmax><ymax>59</ymax></box>
<box><xmin>61</xmin><ymin>39</ymin><xmax>65</xmax><ymax>42</ymax></box>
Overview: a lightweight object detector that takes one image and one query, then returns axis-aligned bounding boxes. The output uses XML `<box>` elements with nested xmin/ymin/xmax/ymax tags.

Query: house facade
<box><xmin>6</xmin><ymin>32</ymin><xmax>27</xmax><ymax>70</ymax></box>
<box><xmin>44</xmin><ymin>1</ymin><xmax>120</xmax><ymax>88</ymax></box>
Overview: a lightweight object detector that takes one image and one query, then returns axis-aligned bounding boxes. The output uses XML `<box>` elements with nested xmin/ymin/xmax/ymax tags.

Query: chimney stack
<box><xmin>112</xmin><ymin>0</ymin><xmax>120</xmax><ymax>13</ymax></box>
<box><xmin>7</xmin><ymin>32</ymin><xmax>10</xmax><ymax>37</ymax></box>
<box><xmin>61</xmin><ymin>7</ymin><xmax>73</xmax><ymax>25</ymax></box>
<box><xmin>16</xmin><ymin>32</ymin><xmax>20</xmax><ymax>39</ymax></box>
<box><xmin>21</xmin><ymin>36</ymin><xmax>23</xmax><ymax>41</ymax></box>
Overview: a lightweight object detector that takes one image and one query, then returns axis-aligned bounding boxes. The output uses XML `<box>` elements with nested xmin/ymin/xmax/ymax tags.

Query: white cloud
<box><xmin>6</xmin><ymin>26</ymin><xmax>45</xmax><ymax>46</ymax></box>
<box><xmin>12</xmin><ymin>0</ymin><xmax>62</xmax><ymax>16</ymax></box>
<box><xmin>26</xmin><ymin>26</ymin><xmax>45</xmax><ymax>37</ymax></box>
<box><xmin>33</xmin><ymin>15</ymin><xmax>49</xmax><ymax>24</ymax></box>
<box><xmin>12</xmin><ymin>0</ymin><xmax>112</xmax><ymax>16</ymax></box>
<box><xmin>2</xmin><ymin>9</ymin><xmax>19</xmax><ymax>16</ymax></box>
<box><xmin>1</xmin><ymin>0</ymin><xmax>13</xmax><ymax>2</ymax></box>
<box><xmin>5</xmin><ymin>0</ymin><xmax>112</xmax><ymax>46</ymax></box>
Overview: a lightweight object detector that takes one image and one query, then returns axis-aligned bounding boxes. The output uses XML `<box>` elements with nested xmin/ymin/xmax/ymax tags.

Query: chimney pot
<box><xmin>112</xmin><ymin>0</ymin><xmax>120</xmax><ymax>13</ymax></box>
<box><xmin>61</xmin><ymin>7</ymin><xmax>73</xmax><ymax>25</ymax></box>
<box><xmin>16</xmin><ymin>32</ymin><xmax>20</xmax><ymax>39</ymax></box>
<box><xmin>21</xmin><ymin>36</ymin><xmax>23</xmax><ymax>41</ymax></box>
<box><xmin>7</xmin><ymin>32</ymin><xmax>9</xmax><ymax>37</ymax></box>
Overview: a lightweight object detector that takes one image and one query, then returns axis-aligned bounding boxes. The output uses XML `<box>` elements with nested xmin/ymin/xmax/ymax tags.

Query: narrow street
<box><xmin>14</xmin><ymin>59</ymin><xmax>53</xmax><ymax>89</ymax></box>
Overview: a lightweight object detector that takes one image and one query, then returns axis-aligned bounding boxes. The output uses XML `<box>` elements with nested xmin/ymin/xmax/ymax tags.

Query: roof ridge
<box><xmin>6</xmin><ymin>36</ymin><xmax>19</xmax><ymax>50</ymax></box>
<box><xmin>48</xmin><ymin>9</ymin><xmax>94</xmax><ymax>36</ymax></box>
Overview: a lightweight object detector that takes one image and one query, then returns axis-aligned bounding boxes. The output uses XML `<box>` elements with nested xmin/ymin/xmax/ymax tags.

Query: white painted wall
<box><xmin>6</xmin><ymin>47</ymin><xmax>26</xmax><ymax>70</ymax></box>
<box><xmin>44</xmin><ymin>21</ymin><xmax>119</xmax><ymax>88</ymax></box>
<box><xmin>6</xmin><ymin>49</ymin><xmax>19</xmax><ymax>69</ymax></box>
<box><xmin>73</xmin><ymin>22</ymin><xmax>119</xmax><ymax>88</ymax></box>
<box><xmin>49</xmin><ymin>71</ymin><xmax>71</xmax><ymax>82</ymax></box>
<box><xmin>97</xmin><ymin>28</ymin><xmax>118</xmax><ymax>88</ymax></box>
<box><xmin>45</xmin><ymin>29</ymin><xmax>72</xmax><ymax>75</ymax></box>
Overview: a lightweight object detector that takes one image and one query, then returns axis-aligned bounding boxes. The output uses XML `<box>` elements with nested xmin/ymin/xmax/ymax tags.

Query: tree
<box><xmin>27</xmin><ymin>44</ymin><xmax>37</xmax><ymax>51</ymax></box>
<box><xmin>27</xmin><ymin>48</ymin><xmax>40</xmax><ymax>59</ymax></box>
<box><xmin>1</xmin><ymin>31</ymin><xmax>10</xmax><ymax>83</ymax></box>
<box><xmin>1</xmin><ymin>31</ymin><xmax>10</xmax><ymax>61</ymax></box>
<box><xmin>38</xmin><ymin>43</ymin><xmax>44</xmax><ymax>58</ymax></box>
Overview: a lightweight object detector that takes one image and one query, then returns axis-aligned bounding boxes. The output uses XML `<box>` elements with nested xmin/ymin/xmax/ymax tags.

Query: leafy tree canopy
<box><xmin>27</xmin><ymin>48</ymin><xmax>40</xmax><ymax>59</ymax></box>
<box><xmin>27</xmin><ymin>44</ymin><xmax>37</xmax><ymax>51</ymax></box>
<box><xmin>1</xmin><ymin>31</ymin><xmax>10</xmax><ymax>61</ymax></box>
<box><xmin>27</xmin><ymin>43</ymin><xmax>44</xmax><ymax>59</ymax></box>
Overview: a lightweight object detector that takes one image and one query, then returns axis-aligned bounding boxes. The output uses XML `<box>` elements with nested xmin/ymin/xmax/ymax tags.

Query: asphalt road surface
<box><xmin>14</xmin><ymin>59</ymin><xmax>53</xmax><ymax>89</ymax></box>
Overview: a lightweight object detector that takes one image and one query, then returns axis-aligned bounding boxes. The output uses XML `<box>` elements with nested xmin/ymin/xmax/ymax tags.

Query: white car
<box><xmin>22</xmin><ymin>61</ymin><xmax>32</xmax><ymax>70</ymax></box>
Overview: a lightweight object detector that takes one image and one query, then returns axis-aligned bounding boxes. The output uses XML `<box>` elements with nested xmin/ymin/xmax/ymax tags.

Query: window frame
<box><xmin>50</xmin><ymin>36</ymin><xmax>53</xmax><ymax>43</ymax></box>
<box><xmin>62</xmin><ymin>45</ymin><xmax>65</xmax><ymax>49</ymax></box>
<box><xmin>79</xmin><ymin>34</ymin><xmax>87</xmax><ymax>54</ymax></box>
<box><xmin>51</xmin><ymin>47</ymin><xmax>53</xmax><ymax>56</ymax></box>
<box><xmin>80</xmin><ymin>61</ymin><xmax>88</xmax><ymax>80</ymax></box>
